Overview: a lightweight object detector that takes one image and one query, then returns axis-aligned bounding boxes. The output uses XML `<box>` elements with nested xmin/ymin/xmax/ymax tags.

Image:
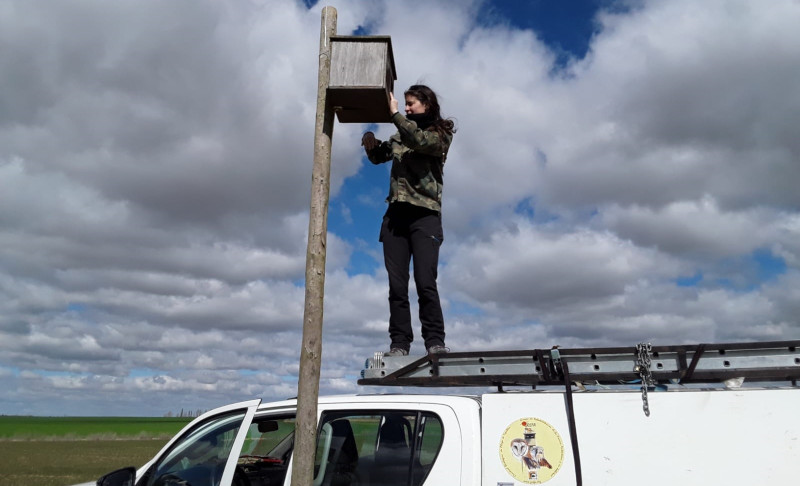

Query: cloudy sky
<box><xmin>2</xmin><ymin>0</ymin><xmax>799</xmax><ymax>416</ymax></box>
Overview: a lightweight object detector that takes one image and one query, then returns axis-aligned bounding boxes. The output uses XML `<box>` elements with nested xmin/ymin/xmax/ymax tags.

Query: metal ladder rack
<box><xmin>358</xmin><ymin>340</ymin><xmax>800</xmax><ymax>388</ymax></box>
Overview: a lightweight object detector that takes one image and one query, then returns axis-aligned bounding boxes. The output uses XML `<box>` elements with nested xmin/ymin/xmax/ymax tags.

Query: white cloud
<box><xmin>531</xmin><ymin>0</ymin><xmax>800</xmax><ymax>210</ymax></box>
<box><xmin>444</xmin><ymin>219</ymin><xmax>684</xmax><ymax>311</ymax></box>
<box><xmin>601</xmin><ymin>196</ymin><xmax>779</xmax><ymax>258</ymax></box>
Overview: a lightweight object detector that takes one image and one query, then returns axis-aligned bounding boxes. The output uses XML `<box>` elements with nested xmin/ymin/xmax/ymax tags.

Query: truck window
<box><xmin>139</xmin><ymin>410</ymin><xmax>246</xmax><ymax>486</ymax></box>
<box><xmin>236</xmin><ymin>416</ymin><xmax>296</xmax><ymax>486</ymax></box>
<box><xmin>314</xmin><ymin>411</ymin><xmax>444</xmax><ymax>486</ymax></box>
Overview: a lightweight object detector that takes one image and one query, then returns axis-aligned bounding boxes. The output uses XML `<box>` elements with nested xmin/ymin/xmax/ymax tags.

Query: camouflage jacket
<box><xmin>367</xmin><ymin>112</ymin><xmax>453</xmax><ymax>212</ymax></box>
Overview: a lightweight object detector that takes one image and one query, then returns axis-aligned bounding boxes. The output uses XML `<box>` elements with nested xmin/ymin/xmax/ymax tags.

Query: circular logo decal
<box><xmin>499</xmin><ymin>418</ymin><xmax>564</xmax><ymax>483</ymax></box>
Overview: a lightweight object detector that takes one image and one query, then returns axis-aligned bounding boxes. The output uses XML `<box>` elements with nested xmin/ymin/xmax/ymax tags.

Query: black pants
<box><xmin>380</xmin><ymin>203</ymin><xmax>445</xmax><ymax>351</ymax></box>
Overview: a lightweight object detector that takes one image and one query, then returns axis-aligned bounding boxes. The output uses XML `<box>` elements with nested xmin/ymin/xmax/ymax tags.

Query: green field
<box><xmin>0</xmin><ymin>416</ymin><xmax>192</xmax><ymax>440</ymax></box>
<box><xmin>0</xmin><ymin>416</ymin><xmax>192</xmax><ymax>486</ymax></box>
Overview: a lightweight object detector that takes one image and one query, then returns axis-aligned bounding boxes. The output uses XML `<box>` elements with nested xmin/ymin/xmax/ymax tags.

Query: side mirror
<box><xmin>258</xmin><ymin>420</ymin><xmax>279</xmax><ymax>433</ymax></box>
<box><xmin>96</xmin><ymin>467</ymin><xmax>136</xmax><ymax>486</ymax></box>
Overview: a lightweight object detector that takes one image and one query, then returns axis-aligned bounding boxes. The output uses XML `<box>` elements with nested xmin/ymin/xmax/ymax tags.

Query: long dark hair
<box><xmin>404</xmin><ymin>84</ymin><xmax>456</xmax><ymax>139</ymax></box>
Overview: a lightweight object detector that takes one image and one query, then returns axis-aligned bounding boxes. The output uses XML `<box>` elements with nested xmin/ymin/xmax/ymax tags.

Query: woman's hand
<box><xmin>361</xmin><ymin>131</ymin><xmax>379</xmax><ymax>151</ymax></box>
<box><xmin>389</xmin><ymin>92</ymin><xmax>399</xmax><ymax>115</ymax></box>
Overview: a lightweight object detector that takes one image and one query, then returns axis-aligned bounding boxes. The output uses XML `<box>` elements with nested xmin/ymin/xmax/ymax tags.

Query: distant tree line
<box><xmin>163</xmin><ymin>408</ymin><xmax>206</xmax><ymax>418</ymax></box>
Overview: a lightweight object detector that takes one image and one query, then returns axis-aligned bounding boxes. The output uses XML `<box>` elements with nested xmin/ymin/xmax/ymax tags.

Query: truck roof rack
<box><xmin>358</xmin><ymin>339</ymin><xmax>800</xmax><ymax>388</ymax></box>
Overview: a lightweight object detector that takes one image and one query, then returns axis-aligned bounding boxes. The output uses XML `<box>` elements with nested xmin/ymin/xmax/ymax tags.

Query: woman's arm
<box><xmin>392</xmin><ymin>113</ymin><xmax>451</xmax><ymax>156</ymax></box>
<box><xmin>387</xmin><ymin>91</ymin><xmax>451</xmax><ymax>155</ymax></box>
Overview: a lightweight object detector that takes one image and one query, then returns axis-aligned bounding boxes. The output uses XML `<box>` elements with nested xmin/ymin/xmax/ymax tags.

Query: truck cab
<box><xmin>95</xmin><ymin>394</ymin><xmax>480</xmax><ymax>486</ymax></box>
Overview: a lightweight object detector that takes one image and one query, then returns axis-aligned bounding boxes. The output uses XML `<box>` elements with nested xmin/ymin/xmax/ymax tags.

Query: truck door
<box><xmin>135</xmin><ymin>399</ymin><xmax>261</xmax><ymax>486</ymax></box>
<box><xmin>234</xmin><ymin>412</ymin><xmax>297</xmax><ymax>486</ymax></box>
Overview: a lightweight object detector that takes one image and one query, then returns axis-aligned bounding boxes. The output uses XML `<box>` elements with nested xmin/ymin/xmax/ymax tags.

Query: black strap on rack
<box><xmin>679</xmin><ymin>343</ymin><xmax>706</xmax><ymax>384</ymax></box>
<box><xmin>535</xmin><ymin>348</ymin><xmax>550</xmax><ymax>386</ymax></box>
<box><xmin>560</xmin><ymin>357</ymin><xmax>583</xmax><ymax>486</ymax></box>
<box><xmin>430</xmin><ymin>353</ymin><xmax>441</xmax><ymax>377</ymax></box>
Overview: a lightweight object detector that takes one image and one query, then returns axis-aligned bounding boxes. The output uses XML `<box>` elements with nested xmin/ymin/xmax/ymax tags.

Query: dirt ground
<box><xmin>0</xmin><ymin>439</ymin><xmax>165</xmax><ymax>486</ymax></box>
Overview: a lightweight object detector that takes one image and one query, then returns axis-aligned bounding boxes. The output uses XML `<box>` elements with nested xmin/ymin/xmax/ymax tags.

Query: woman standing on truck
<box><xmin>361</xmin><ymin>84</ymin><xmax>455</xmax><ymax>357</ymax></box>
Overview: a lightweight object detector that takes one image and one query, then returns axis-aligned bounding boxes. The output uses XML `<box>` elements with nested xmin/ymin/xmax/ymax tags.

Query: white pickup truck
<box><xmin>89</xmin><ymin>340</ymin><xmax>800</xmax><ymax>486</ymax></box>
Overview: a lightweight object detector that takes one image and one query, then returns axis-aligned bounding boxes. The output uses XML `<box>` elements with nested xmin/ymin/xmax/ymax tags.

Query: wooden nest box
<box><xmin>328</xmin><ymin>35</ymin><xmax>397</xmax><ymax>123</ymax></box>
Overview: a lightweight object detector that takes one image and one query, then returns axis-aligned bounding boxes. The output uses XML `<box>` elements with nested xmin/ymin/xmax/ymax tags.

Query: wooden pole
<box><xmin>291</xmin><ymin>6</ymin><xmax>336</xmax><ymax>486</ymax></box>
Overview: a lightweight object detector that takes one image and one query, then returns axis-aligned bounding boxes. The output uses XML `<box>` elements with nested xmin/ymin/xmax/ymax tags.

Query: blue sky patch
<box><xmin>478</xmin><ymin>0</ymin><xmax>604</xmax><ymax>65</ymax></box>
<box><xmin>66</xmin><ymin>302</ymin><xmax>89</xmax><ymax>313</ymax></box>
<box><xmin>676</xmin><ymin>272</ymin><xmax>703</xmax><ymax>287</ymax></box>
<box><xmin>752</xmin><ymin>248</ymin><xmax>787</xmax><ymax>281</ymax></box>
<box><xmin>711</xmin><ymin>249</ymin><xmax>787</xmax><ymax>291</ymax></box>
